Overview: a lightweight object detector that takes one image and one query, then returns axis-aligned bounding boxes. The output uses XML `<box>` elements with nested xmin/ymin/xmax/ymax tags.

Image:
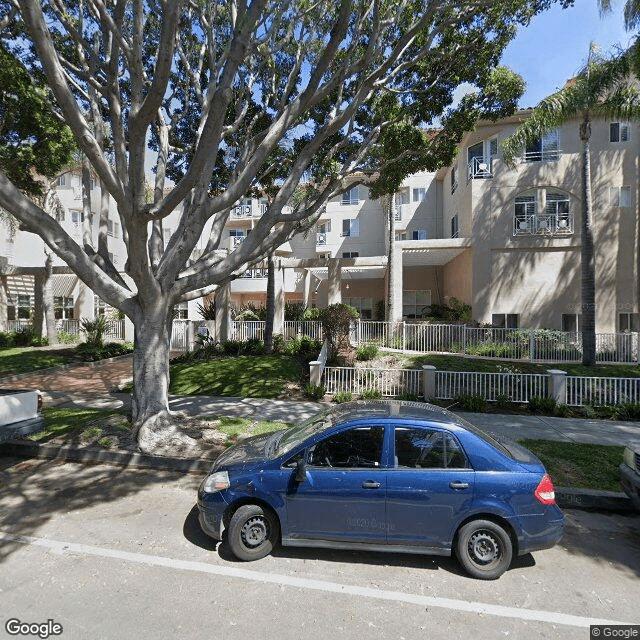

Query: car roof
<box><xmin>327</xmin><ymin>399</ymin><xmax>464</xmax><ymax>430</ymax></box>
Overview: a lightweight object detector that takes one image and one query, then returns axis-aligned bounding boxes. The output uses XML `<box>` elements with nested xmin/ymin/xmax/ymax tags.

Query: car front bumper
<box><xmin>620</xmin><ymin>463</ymin><xmax>640</xmax><ymax>511</ymax></box>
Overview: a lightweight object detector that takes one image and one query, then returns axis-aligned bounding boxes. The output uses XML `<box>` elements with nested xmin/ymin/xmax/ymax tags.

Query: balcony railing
<box><xmin>316</xmin><ymin>232</ymin><xmax>327</xmax><ymax>245</ymax></box>
<box><xmin>522</xmin><ymin>149</ymin><xmax>561</xmax><ymax>163</ymax></box>
<box><xmin>467</xmin><ymin>156</ymin><xmax>493</xmax><ymax>180</ymax></box>
<box><xmin>230</xmin><ymin>235</ymin><xmax>245</xmax><ymax>249</ymax></box>
<box><xmin>231</xmin><ymin>203</ymin><xmax>267</xmax><ymax>219</ymax></box>
<box><xmin>514</xmin><ymin>213</ymin><xmax>574</xmax><ymax>236</ymax></box>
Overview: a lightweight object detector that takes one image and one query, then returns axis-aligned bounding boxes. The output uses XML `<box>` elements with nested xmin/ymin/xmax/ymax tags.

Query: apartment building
<box><xmin>223</xmin><ymin>111</ymin><xmax>639</xmax><ymax>335</ymax></box>
<box><xmin>2</xmin><ymin>110</ymin><xmax>637</xmax><ymax>335</ymax></box>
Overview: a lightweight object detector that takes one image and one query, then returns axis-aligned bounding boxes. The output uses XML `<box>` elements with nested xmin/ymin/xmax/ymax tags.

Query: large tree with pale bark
<box><xmin>0</xmin><ymin>0</ymin><xmax>568</xmax><ymax>452</ymax></box>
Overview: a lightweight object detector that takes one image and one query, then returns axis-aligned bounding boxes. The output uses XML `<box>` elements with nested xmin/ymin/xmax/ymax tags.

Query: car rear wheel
<box><xmin>227</xmin><ymin>504</ymin><xmax>280</xmax><ymax>561</ymax></box>
<box><xmin>456</xmin><ymin>519</ymin><xmax>513</xmax><ymax>580</ymax></box>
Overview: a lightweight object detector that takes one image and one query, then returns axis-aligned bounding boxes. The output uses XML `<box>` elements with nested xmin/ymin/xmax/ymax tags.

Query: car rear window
<box><xmin>452</xmin><ymin>415</ymin><xmax>514</xmax><ymax>459</ymax></box>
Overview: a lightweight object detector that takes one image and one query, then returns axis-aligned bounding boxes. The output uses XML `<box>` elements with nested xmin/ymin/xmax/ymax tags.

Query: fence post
<box><xmin>186</xmin><ymin>320</ymin><xmax>195</xmax><ymax>352</ymax></box>
<box><xmin>402</xmin><ymin>321</ymin><xmax>406</xmax><ymax>352</ymax></box>
<box><xmin>547</xmin><ymin>369</ymin><xmax>567</xmax><ymax>405</ymax></box>
<box><xmin>309</xmin><ymin>360</ymin><xmax>322</xmax><ymax>387</ymax></box>
<box><xmin>357</xmin><ymin>318</ymin><xmax>361</xmax><ymax>346</ymax></box>
<box><xmin>529</xmin><ymin>330</ymin><xmax>535</xmax><ymax>363</ymax></box>
<box><xmin>462</xmin><ymin>325</ymin><xmax>467</xmax><ymax>355</ymax></box>
<box><xmin>422</xmin><ymin>365</ymin><xmax>436</xmax><ymax>401</ymax></box>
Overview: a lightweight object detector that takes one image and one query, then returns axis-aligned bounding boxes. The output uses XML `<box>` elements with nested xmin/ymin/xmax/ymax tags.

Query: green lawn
<box><xmin>0</xmin><ymin>346</ymin><xmax>78</xmax><ymax>376</ymax></box>
<box><xmin>169</xmin><ymin>354</ymin><xmax>303</xmax><ymax>398</ymax></box>
<box><xmin>29</xmin><ymin>407</ymin><xmax>125</xmax><ymax>442</ymax></box>
<box><xmin>407</xmin><ymin>353</ymin><xmax>640</xmax><ymax>378</ymax></box>
<box><xmin>518</xmin><ymin>439</ymin><xmax>624</xmax><ymax>492</ymax></box>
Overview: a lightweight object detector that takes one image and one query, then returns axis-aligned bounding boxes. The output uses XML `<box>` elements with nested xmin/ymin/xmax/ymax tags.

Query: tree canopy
<box><xmin>0</xmin><ymin>0</ymin><xmax>572</xmax><ymax>451</ymax></box>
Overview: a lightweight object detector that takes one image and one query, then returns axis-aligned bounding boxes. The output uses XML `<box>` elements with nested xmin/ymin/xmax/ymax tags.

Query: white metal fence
<box><xmin>566</xmin><ymin>376</ymin><xmax>640</xmax><ymax>407</ymax></box>
<box><xmin>6</xmin><ymin>318</ymin><xmax>124</xmax><ymax>341</ymax></box>
<box><xmin>323</xmin><ymin>366</ymin><xmax>422</xmax><ymax>397</ymax></box>
<box><xmin>351</xmin><ymin>321</ymin><xmax>640</xmax><ymax>364</ymax></box>
<box><xmin>435</xmin><ymin>371</ymin><xmax>548</xmax><ymax>403</ymax></box>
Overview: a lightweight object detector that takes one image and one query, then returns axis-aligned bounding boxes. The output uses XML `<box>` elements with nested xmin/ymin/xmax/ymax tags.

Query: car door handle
<box><xmin>449</xmin><ymin>481</ymin><xmax>469</xmax><ymax>490</ymax></box>
<box><xmin>362</xmin><ymin>481</ymin><xmax>381</xmax><ymax>489</ymax></box>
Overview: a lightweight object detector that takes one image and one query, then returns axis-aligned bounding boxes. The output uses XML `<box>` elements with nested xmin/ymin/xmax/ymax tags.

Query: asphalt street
<box><xmin>1</xmin><ymin>457</ymin><xmax>639</xmax><ymax>640</ymax></box>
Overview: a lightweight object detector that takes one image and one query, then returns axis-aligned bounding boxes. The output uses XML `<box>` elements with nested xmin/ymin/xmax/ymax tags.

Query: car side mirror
<box><xmin>295</xmin><ymin>459</ymin><xmax>307</xmax><ymax>483</ymax></box>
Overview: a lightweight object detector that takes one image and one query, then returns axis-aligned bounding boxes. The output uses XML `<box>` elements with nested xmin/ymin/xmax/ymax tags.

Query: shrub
<box><xmin>75</xmin><ymin>341</ymin><xmax>133</xmax><ymax>362</ymax></box>
<box><xmin>333</xmin><ymin>391</ymin><xmax>353</xmax><ymax>404</ymax></box>
<box><xmin>356</xmin><ymin>343</ymin><xmax>379</xmax><ymax>361</ymax></box>
<box><xmin>528</xmin><ymin>395</ymin><xmax>556</xmax><ymax>415</ymax></box>
<box><xmin>304</xmin><ymin>384</ymin><xmax>326</xmax><ymax>401</ymax></box>
<box><xmin>220</xmin><ymin>340</ymin><xmax>243</xmax><ymax>356</ymax></box>
<box><xmin>453</xmin><ymin>393</ymin><xmax>486</xmax><ymax>412</ymax></box>
<box><xmin>284</xmin><ymin>336</ymin><xmax>322</xmax><ymax>359</ymax></box>
<box><xmin>285</xmin><ymin>301</ymin><xmax>305</xmax><ymax>321</ymax></box>
<box><xmin>196</xmin><ymin>299</ymin><xmax>216</xmax><ymax>320</ymax></box>
<box><xmin>319</xmin><ymin>303</ymin><xmax>359</xmax><ymax>361</ymax></box>
<box><xmin>57</xmin><ymin>330</ymin><xmax>79</xmax><ymax>344</ymax></box>
<box><xmin>234</xmin><ymin>309</ymin><xmax>261</xmax><ymax>321</ymax></box>
<box><xmin>360</xmin><ymin>388</ymin><xmax>383</xmax><ymax>400</ymax></box>
<box><xmin>495</xmin><ymin>394</ymin><xmax>512</xmax><ymax>410</ymax></box>
<box><xmin>81</xmin><ymin>316</ymin><xmax>108</xmax><ymax>347</ymax></box>
<box><xmin>244</xmin><ymin>338</ymin><xmax>266</xmax><ymax>355</ymax></box>
<box><xmin>0</xmin><ymin>331</ymin><xmax>15</xmax><ymax>347</ymax></box>
<box><xmin>555</xmin><ymin>403</ymin><xmax>571</xmax><ymax>417</ymax></box>
<box><xmin>612</xmin><ymin>402</ymin><xmax>640</xmax><ymax>420</ymax></box>
<box><xmin>301</xmin><ymin>307</ymin><xmax>320</xmax><ymax>321</ymax></box>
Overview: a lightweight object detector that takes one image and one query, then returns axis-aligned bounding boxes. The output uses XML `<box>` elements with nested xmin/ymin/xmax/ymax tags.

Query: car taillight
<box><xmin>534</xmin><ymin>474</ymin><xmax>556</xmax><ymax>505</ymax></box>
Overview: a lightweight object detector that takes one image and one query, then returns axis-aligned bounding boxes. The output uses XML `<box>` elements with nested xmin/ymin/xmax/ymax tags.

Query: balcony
<box><xmin>467</xmin><ymin>156</ymin><xmax>493</xmax><ymax>180</ymax></box>
<box><xmin>522</xmin><ymin>149</ymin><xmax>562</xmax><ymax>163</ymax></box>
<box><xmin>514</xmin><ymin>212</ymin><xmax>573</xmax><ymax>236</ymax></box>
<box><xmin>231</xmin><ymin>203</ymin><xmax>267</xmax><ymax>219</ymax></box>
<box><xmin>227</xmin><ymin>235</ymin><xmax>245</xmax><ymax>250</ymax></box>
<box><xmin>316</xmin><ymin>232</ymin><xmax>327</xmax><ymax>246</ymax></box>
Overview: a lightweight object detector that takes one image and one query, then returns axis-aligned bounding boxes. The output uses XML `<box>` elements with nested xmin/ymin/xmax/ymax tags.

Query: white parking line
<box><xmin>0</xmin><ymin>531</ymin><xmax>633</xmax><ymax>629</ymax></box>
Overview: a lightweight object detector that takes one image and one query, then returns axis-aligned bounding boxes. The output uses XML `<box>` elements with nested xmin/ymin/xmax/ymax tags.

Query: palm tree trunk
<box><xmin>580</xmin><ymin>115</ymin><xmax>596</xmax><ymax>366</ymax></box>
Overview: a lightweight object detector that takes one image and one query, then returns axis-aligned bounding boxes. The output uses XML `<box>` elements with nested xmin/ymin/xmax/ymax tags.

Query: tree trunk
<box><xmin>264</xmin><ymin>253</ymin><xmax>275</xmax><ymax>353</ymax></box>
<box><xmin>580</xmin><ymin>116</ymin><xmax>596</xmax><ymax>366</ymax></box>
<box><xmin>43</xmin><ymin>251</ymin><xmax>58</xmax><ymax>345</ymax></box>
<box><xmin>132</xmin><ymin>303</ymin><xmax>197</xmax><ymax>454</ymax></box>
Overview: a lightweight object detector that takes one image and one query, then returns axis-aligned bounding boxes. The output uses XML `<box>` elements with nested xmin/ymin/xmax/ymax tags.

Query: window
<box><xmin>173</xmin><ymin>301</ymin><xmax>188</xmax><ymax>319</ymax></box>
<box><xmin>451</xmin><ymin>167</ymin><xmax>458</xmax><ymax>194</ymax></box>
<box><xmin>451</xmin><ymin>214</ymin><xmax>459</xmax><ymax>238</ymax></box>
<box><xmin>492</xmin><ymin>314</ymin><xmax>519</xmax><ymax>329</ymax></box>
<box><xmin>307</xmin><ymin>427</ymin><xmax>384</xmax><ymax>468</ymax></box>
<box><xmin>394</xmin><ymin>428</ymin><xmax>467</xmax><ymax>469</ymax></box>
<box><xmin>514</xmin><ymin>188</ymin><xmax>572</xmax><ymax>235</ymax></box>
<box><xmin>610</xmin><ymin>122</ymin><xmax>630</xmax><ymax>143</ymax></box>
<box><xmin>403</xmin><ymin>290</ymin><xmax>431</xmax><ymax>318</ymax></box>
<box><xmin>71</xmin><ymin>211</ymin><xmax>81</xmax><ymax>227</ymax></box>
<box><xmin>342</xmin><ymin>251</ymin><xmax>359</xmax><ymax>258</ymax></box>
<box><xmin>344</xmin><ymin>297</ymin><xmax>372</xmax><ymax>319</ymax></box>
<box><xmin>467</xmin><ymin>137</ymin><xmax>497</xmax><ymax>178</ymax></box>
<box><xmin>610</xmin><ymin>186</ymin><xmax>631</xmax><ymax>208</ymax></box>
<box><xmin>57</xmin><ymin>175</ymin><xmax>66</xmax><ymax>187</ymax></box>
<box><xmin>412</xmin><ymin>229</ymin><xmax>427</xmax><ymax>240</ymax></box>
<box><xmin>395</xmin><ymin>190</ymin><xmax>409</xmax><ymax>205</ymax></box>
<box><xmin>413</xmin><ymin>187</ymin><xmax>426</xmax><ymax>202</ymax></box>
<box><xmin>619</xmin><ymin>313</ymin><xmax>639</xmax><ymax>332</ymax></box>
<box><xmin>107</xmin><ymin>219</ymin><xmax>120</xmax><ymax>238</ymax></box>
<box><xmin>342</xmin><ymin>219</ymin><xmax>359</xmax><ymax>237</ymax></box>
<box><xmin>17</xmin><ymin>294</ymin><xmax>32</xmax><ymax>319</ymax></box>
<box><xmin>524</xmin><ymin>129</ymin><xmax>560</xmax><ymax>162</ymax></box>
<box><xmin>54</xmin><ymin>296</ymin><xmax>74</xmax><ymax>320</ymax></box>
<box><xmin>395</xmin><ymin>232</ymin><xmax>407</xmax><ymax>241</ymax></box>
<box><xmin>341</xmin><ymin>186</ymin><xmax>359</xmax><ymax>205</ymax></box>
<box><xmin>562</xmin><ymin>313</ymin><xmax>582</xmax><ymax>333</ymax></box>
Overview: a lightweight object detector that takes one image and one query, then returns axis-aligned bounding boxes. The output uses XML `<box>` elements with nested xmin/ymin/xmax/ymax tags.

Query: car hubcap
<box><xmin>468</xmin><ymin>530</ymin><xmax>500</xmax><ymax>564</ymax></box>
<box><xmin>241</xmin><ymin>516</ymin><xmax>268</xmax><ymax>548</ymax></box>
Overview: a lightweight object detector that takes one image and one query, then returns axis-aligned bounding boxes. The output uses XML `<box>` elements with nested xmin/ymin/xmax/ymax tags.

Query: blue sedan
<box><xmin>197</xmin><ymin>400</ymin><xmax>564</xmax><ymax>579</ymax></box>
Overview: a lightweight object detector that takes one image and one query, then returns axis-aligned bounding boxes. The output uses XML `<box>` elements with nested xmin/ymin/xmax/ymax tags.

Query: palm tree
<box><xmin>503</xmin><ymin>48</ymin><xmax>640</xmax><ymax>365</ymax></box>
<box><xmin>599</xmin><ymin>0</ymin><xmax>640</xmax><ymax>31</ymax></box>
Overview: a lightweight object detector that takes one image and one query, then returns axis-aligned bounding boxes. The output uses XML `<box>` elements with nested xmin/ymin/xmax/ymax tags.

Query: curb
<box><xmin>2</xmin><ymin>438</ymin><xmax>637</xmax><ymax>514</ymax></box>
<box><xmin>0</xmin><ymin>439</ymin><xmax>213</xmax><ymax>474</ymax></box>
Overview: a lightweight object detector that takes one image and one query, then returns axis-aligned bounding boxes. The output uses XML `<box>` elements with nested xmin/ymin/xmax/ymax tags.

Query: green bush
<box><xmin>528</xmin><ymin>395</ymin><xmax>556</xmax><ymax>415</ymax></box>
<box><xmin>360</xmin><ymin>388</ymin><xmax>383</xmax><ymax>400</ymax></box>
<box><xmin>57</xmin><ymin>330</ymin><xmax>79</xmax><ymax>344</ymax></box>
<box><xmin>75</xmin><ymin>341</ymin><xmax>133</xmax><ymax>362</ymax></box>
<box><xmin>356</xmin><ymin>343</ymin><xmax>379</xmax><ymax>361</ymax></box>
<box><xmin>81</xmin><ymin>316</ymin><xmax>108</xmax><ymax>347</ymax></box>
<box><xmin>612</xmin><ymin>402</ymin><xmax>640</xmax><ymax>420</ymax></box>
<box><xmin>284</xmin><ymin>336</ymin><xmax>322</xmax><ymax>359</ymax></box>
<box><xmin>555</xmin><ymin>403</ymin><xmax>571</xmax><ymax>417</ymax></box>
<box><xmin>320</xmin><ymin>303</ymin><xmax>359</xmax><ymax>361</ymax></box>
<box><xmin>0</xmin><ymin>331</ymin><xmax>15</xmax><ymax>347</ymax></box>
<box><xmin>304</xmin><ymin>384</ymin><xmax>326</xmax><ymax>401</ymax></box>
<box><xmin>333</xmin><ymin>391</ymin><xmax>353</xmax><ymax>403</ymax></box>
<box><xmin>495</xmin><ymin>393</ymin><xmax>512</xmax><ymax>410</ymax></box>
<box><xmin>453</xmin><ymin>393</ymin><xmax>486</xmax><ymax>412</ymax></box>
<box><xmin>301</xmin><ymin>307</ymin><xmax>320</xmax><ymax>321</ymax></box>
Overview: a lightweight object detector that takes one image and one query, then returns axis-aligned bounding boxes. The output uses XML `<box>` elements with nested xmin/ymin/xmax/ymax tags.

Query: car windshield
<box><xmin>273</xmin><ymin>409</ymin><xmax>334</xmax><ymax>457</ymax></box>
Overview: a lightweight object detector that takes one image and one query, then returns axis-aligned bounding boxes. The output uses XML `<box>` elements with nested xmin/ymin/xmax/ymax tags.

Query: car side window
<box><xmin>308</xmin><ymin>427</ymin><xmax>384</xmax><ymax>468</ymax></box>
<box><xmin>395</xmin><ymin>427</ymin><xmax>468</xmax><ymax>469</ymax></box>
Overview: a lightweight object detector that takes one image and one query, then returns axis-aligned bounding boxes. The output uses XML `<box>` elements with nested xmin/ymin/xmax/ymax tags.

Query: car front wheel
<box><xmin>456</xmin><ymin>519</ymin><xmax>513</xmax><ymax>580</ymax></box>
<box><xmin>227</xmin><ymin>504</ymin><xmax>280</xmax><ymax>561</ymax></box>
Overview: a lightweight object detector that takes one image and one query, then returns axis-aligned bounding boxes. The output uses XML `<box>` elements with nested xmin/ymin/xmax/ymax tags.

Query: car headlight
<box><xmin>202</xmin><ymin>471</ymin><xmax>230</xmax><ymax>493</ymax></box>
<box><xmin>622</xmin><ymin>447</ymin><xmax>637</xmax><ymax>471</ymax></box>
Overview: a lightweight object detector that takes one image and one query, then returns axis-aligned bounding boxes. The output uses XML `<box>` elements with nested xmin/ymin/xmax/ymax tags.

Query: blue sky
<box><xmin>500</xmin><ymin>1</ymin><xmax>634</xmax><ymax>107</ymax></box>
